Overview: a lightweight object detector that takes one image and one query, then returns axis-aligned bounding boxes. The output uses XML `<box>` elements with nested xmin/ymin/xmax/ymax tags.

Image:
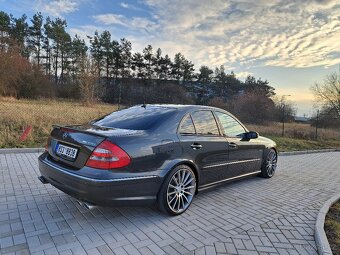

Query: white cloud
<box><xmin>120</xmin><ymin>2</ymin><xmax>129</xmax><ymax>8</ymax></box>
<box><xmin>141</xmin><ymin>0</ymin><xmax>340</xmax><ymax>69</ymax></box>
<box><xmin>93</xmin><ymin>14</ymin><xmax>127</xmax><ymax>26</ymax></box>
<box><xmin>36</xmin><ymin>0</ymin><xmax>79</xmax><ymax>17</ymax></box>
<box><xmin>119</xmin><ymin>2</ymin><xmax>140</xmax><ymax>10</ymax></box>
<box><xmin>93</xmin><ymin>13</ymin><xmax>159</xmax><ymax>33</ymax></box>
<box><xmin>235</xmin><ymin>71</ymin><xmax>253</xmax><ymax>80</ymax></box>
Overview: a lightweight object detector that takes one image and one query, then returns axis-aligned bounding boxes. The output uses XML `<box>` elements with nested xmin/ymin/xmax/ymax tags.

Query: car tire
<box><xmin>158</xmin><ymin>165</ymin><xmax>196</xmax><ymax>216</ymax></box>
<box><xmin>260</xmin><ymin>148</ymin><xmax>278</xmax><ymax>178</ymax></box>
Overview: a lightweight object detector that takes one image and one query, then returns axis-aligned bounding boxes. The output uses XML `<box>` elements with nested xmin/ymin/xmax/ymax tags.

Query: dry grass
<box><xmin>1</xmin><ymin>97</ymin><xmax>339</xmax><ymax>151</ymax></box>
<box><xmin>0</xmin><ymin>97</ymin><xmax>117</xmax><ymax>148</ymax></box>
<box><xmin>247</xmin><ymin>122</ymin><xmax>340</xmax><ymax>140</ymax></box>
<box><xmin>247</xmin><ymin>122</ymin><xmax>340</xmax><ymax>151</ymax></box>
<box><xmin>325</xmin><ymin>201</ymin><xmax>340</xmax><ymax>255</ymax></box>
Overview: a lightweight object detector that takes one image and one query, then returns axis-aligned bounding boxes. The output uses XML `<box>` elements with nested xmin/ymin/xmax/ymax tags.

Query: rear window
<box><xmin>93</xmin><ymin>106</ymin><xmax>176</xmax><ymax>130</ymax></box>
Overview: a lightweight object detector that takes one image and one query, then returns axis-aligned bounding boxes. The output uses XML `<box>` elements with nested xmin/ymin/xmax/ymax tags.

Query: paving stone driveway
<box><xmin>0</xmin><ymin>152</ymin><xmax>339</xmax><ymax>255</ymax></box>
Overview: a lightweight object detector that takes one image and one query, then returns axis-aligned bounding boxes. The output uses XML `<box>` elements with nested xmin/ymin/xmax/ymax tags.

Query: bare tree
<box><xmin>311</xmin><ymin>69</ymin><xmax>340</xmax><ymax>117</ymax></box>
<box><xmin>78</xmin><ymin>55</ymin><xmax>99</xmax><ymax>105</ymax></box>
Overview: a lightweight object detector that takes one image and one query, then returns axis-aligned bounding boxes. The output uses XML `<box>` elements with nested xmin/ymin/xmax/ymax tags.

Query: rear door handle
<box><xmin>191</xmin><ymin>143</ymin><xmax>202</xmax><ymax>150</ymax></box>
<box><xmin>229</xmin><ymin>142</ymin><xmax>237</xmax><ymax>149</ymax></box>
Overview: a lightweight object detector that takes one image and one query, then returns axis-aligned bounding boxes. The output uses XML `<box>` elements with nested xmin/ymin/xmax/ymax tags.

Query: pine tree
<box><xmin>10</xmin><ymin>14</ymin><xmax>28</xmax><ymax>56</ymax></box>
<box><xmin>89</xmin><ymin>31</ymin><xmax>102</xmax><ymax>77</ymax></box>
<box><xmin>28</xmin><ymin>12</ymin><xmax>43</xmax><ymax>65</ymax></box>
<box><xmin>143</xmin><ymin>45</ymin><xmax>154</xmax><ymax>79</ymax></box>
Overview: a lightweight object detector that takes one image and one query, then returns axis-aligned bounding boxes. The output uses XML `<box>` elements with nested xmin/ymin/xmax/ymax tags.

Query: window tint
<box><xmin>191</xmin><ymin>111</ymin><xmax>219</xmax><ymax>135</ymax></box>
<box><xmin>215</xmin><ymin>112</ymin><xmax>245</xmax><ymax>137</ymax></box>
<box><xmin>179</xmin><ymin>115</ymin><xmax>196</xmax><ymax>134</ymax></box>
<box><xmin>93</xmin><ymin>106</ymin><xmax>176</xmax><ymax>130</ymax></box>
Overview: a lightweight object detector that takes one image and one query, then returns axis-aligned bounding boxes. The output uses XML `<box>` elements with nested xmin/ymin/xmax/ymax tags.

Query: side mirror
<box><xmin>243</xmin><ymin>131</ymin><xmax>259</xmax><ymax>140</ymax></box>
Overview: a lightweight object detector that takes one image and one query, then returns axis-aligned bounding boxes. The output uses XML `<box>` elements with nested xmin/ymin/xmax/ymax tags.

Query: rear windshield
<box><xmin>92</xmin><ymin>106</ymin><xmax>177</xmax><ymax>130</ymax></box>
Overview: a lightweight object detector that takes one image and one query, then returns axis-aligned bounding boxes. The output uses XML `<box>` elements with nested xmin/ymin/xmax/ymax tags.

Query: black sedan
<box><xmin>38</xmin><ymin>104</ymin><xmax>277</xmax><ymax>215</ymax></box>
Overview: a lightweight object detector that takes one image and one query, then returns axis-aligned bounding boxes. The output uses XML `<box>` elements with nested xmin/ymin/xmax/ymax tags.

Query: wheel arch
<box><xmin>160</xmin><ymin>160</ymin><xmax>200</xmax><ymax>195</ymax></box>
<box><xmin>263</xmin><ymin>145</ymin><xmax>278</xmax><ymax>159</ymax></box>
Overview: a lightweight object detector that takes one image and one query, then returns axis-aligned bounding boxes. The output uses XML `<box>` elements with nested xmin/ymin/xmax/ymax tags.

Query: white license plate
<box><xmin>56</xmin><ymin>144</ymin><xmax>78</xmax><ymax>159</ymax></box>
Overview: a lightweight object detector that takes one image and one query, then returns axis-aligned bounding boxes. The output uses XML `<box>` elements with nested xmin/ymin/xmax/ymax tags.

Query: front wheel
<box><xmin>261</xmin><ymin>149</ymin><xmax>277</xmax><ymax>178</ymax></box>
<box><xmin>158</xmin><ymin>165</ymin><xmax>196</xmax><ymax>216</ymax></box>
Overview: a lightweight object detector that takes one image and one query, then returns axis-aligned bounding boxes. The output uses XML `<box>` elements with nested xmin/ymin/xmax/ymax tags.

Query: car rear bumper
<box><xmin>38</xmin><ymin>153</ymin><xmax>162</xmax><ymax>206</ymax></box>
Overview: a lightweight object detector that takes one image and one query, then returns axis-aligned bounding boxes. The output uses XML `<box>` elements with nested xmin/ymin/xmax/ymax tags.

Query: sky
<box><xmin>2</xmin><ymin>0</ymin><xmax>340</xmax><ymax>116</ymax></box>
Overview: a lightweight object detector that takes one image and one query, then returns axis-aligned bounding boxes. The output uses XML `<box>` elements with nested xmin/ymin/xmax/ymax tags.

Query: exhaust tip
<box><xmin>76</xmin><ymin>200</ymin><xmax>96</xmax><ymax>210</ymax></box>
<box><xmin>38</xmin><ymin>176</ymin><xmax>49</xmax><ymax>184</ymax></box>
<box><xmin>83</xmin><ymin>202</ymin><xmax>95</xmax><ymax>210</ymax></box>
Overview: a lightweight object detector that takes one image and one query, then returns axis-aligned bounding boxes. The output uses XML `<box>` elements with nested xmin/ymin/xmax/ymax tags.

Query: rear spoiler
<box><xmin>51</xmin><ymin>124</ymin><xmax>109</xmax><ymax>138</ymax></box>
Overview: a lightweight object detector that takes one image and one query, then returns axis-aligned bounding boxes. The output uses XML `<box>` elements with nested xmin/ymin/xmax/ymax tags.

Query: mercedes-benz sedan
<box><xmin>38</xmin><ymin>104</ymin><xmax>277</xmax><ymax>215</ymax></box>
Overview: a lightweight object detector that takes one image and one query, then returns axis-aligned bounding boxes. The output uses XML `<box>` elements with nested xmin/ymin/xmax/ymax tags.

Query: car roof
<box><xmin>134</xmin><ymin>104</ymin><xmax>222</xmax><ymax>112</ymax></box>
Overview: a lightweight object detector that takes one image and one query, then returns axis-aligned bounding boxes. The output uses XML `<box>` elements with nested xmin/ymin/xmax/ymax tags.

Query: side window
<box><xmin>179</xmin><ymin>115</ymin><xmax>196</xmax><ymax>134</ymax></box>
<box><xmin>191</xmin><ymin>111</ymin><xmax>220</xmax><ymax>135</ymax></box>
<box><xmin>215</xmin><ymin>112</ymin><xmax>245</xmax><ymax>137</ymax></box>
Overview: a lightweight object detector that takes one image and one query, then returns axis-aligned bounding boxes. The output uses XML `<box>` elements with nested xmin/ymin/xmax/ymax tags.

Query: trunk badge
<box><xmin>62</xmin><ymin>133</ymin><xmax>68</xmax><ymax>139</ymax></box>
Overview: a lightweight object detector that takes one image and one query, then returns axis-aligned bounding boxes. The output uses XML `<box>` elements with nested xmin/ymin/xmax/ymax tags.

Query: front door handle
<box><xmin>229</xmin><ymin>142</ymin><xmax>237</xmax><ymax>149</ymax></box>
<box><xmin>191</xmin><ymin>143</ymin><xmax>202</xmax><ymax>150</ymax></box>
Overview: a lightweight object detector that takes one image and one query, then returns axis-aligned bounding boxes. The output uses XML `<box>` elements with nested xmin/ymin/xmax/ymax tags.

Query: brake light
<box><xmin>60</xmin><ymin>127</ymin><xmax>76</xmax><ymax>133</ymax></box>
<box><xmin>85</xmin><ymin>140</ymin><xmax>131</xmax><ymax>169</ymax></box>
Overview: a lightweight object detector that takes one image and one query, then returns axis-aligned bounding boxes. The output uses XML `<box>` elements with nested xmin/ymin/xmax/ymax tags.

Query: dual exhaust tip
<box><xmin>76</xmin><ymin>199</ymin><xmax>96</xmax><ymax>210</ymax></box>
<box><xmin>38</xmin><ymin>176</ymin><xmax>96</xmax><ymax>210</ymax></box>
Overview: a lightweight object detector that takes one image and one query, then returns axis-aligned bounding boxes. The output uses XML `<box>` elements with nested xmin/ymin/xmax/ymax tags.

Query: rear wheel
<box><xmin>158</xmin><ymin>165</ymin><xmax>196</xmax><ymax>216</ymax></box>
<box><xmin>261</xmin><ymin>149</ymin><xmax>277</xmax><ymax>178</ymax></box>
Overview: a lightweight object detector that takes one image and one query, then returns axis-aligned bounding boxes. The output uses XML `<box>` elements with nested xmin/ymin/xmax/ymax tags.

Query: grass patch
<box><xmin>325</xmin><ymin>201</ymin><xmax>340</xmax><ymax>255</ymax></box>
<box><xmin>0</xmin><ymin>97</ymin><xmax>117</xmax><ymax>148</ymax></box>
<box><xmin>247</xmin><ymin>122</ymin><xmax>340</xmax><ymax>152</ymax></box>
<box><xmin>268</xmin><ymin>136</ymin><xmax>340</xmax><ymax>152</ymax></box>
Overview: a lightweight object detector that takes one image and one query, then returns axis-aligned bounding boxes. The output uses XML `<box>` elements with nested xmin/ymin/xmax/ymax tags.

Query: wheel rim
<box><xmin>167</xmin><ymin>168</ymin><xmax>196</xmax><ymax>214</ymax></box>
<box><xmin>266</xmin><ymin>150</ymin><xmax>277</xmax><ymax>177</ymax></box>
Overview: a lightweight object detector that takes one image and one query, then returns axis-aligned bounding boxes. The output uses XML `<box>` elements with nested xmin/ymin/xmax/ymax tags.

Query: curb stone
<box><xmin>279</xmin><ymin>148</ymin><xmax>339</xmax><ymax>156</ymax></box>
<box><xmin>0</xmin><ymin>147</ymin><xmax>45</xmax><ymax>154</ymax></box>
<box><xmin>315</xmin><ymin>193</ymin><xmax>340</xmax><ymax>255</ymax></box>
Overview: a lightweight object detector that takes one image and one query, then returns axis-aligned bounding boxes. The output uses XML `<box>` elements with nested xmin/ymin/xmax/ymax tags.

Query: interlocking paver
<box><xmin>0</xmin><ymin>151</ymin><xmax>339</xmax><ymax>254</ymax></box>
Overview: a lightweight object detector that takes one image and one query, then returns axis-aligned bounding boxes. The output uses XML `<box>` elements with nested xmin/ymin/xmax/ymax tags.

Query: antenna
<box><xmin>142</xmin><ymin>93</ymin><xmax>146</xmax><ymax>108</ymax></box>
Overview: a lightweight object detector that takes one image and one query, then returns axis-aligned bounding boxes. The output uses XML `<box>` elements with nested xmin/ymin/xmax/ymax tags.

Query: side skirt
<box><xmin>198</xmin><ymin>171</ymin><xmax>261</xmax><ymax>192</ymax></box>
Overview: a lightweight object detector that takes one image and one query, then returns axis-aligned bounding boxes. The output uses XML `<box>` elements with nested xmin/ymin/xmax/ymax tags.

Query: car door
<box><xmin>214</xmin><ymin>111</ymin><xmax>263</xmax><ymax>178</ymax></box>
<box><xmin>178</xmin><ymin>111</ymin><xmax>229</xmax><ymax>186</ymax></box>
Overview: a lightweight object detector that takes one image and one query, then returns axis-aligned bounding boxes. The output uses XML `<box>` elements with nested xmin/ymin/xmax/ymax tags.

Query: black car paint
<box><xmin>38</xmin><ymin>105</ymin><xmax>276</xmax><ymax>206</ymax></box>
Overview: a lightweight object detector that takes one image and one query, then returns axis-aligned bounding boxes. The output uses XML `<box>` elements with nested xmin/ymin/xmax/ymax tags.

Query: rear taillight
<box><xmin>45</xmin><ymin>137</ymin><xmax>51</xmax><ymax>152</ymax></box>
<box><xmin>85</xmin><ymin>140</ymin><xmax>131</xmax><ymax>169</ymax></box>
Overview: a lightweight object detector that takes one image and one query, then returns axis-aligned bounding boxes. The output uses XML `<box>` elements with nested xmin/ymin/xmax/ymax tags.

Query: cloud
<box><xmin>141</xmin><ymin>0</ymin><xmax>340</xmax><ymax>69</ymax></box>
<box><xmin>93</xmin><ymin>14</ymin><xmax>127</xmax><ymax>26</ymax></box>
<box><xmin>93</xmin><ymin>13</ymin><xmax>159</xmax><ymax>33</ymax></box>
<box><xmin>119</xmin><ymin>2</ymin><xmax>140</xmax><ymax>10</ymax></box>
<box><xmin>235</xmin><ymin>71</ymin><xmax>253</xmax><ymax>80</ymax></box>
<box><xmin>37</xmin><ymin>0</ymin><xmax>79</xmax><ymax>17</ymax></box>
<box><xmin>120</xmin><ymin>2</ymin><xmax>129</xmax><ymax>8</ymax></box>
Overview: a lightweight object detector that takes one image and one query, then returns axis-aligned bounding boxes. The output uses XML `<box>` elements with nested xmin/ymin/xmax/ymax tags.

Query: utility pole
<box><xmin>282</xmin><ymin>104</ymin><xmax>285</xmax><ymax>137</ymax></box>
<box><xmin>281</xmin><ymin>95</ymin><xmax>291</xmax><ymax>137</ymax></box>
<box><xmin>315</xmin><ymin>109</ymin><xmax>319</xmax><ymax>140</ymax></box>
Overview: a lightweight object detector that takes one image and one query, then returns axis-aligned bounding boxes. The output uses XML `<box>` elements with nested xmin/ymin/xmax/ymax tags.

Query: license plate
<box><xmin>56</xmin><ymin>144</ymin><xmax>78</xmax><ymax>159</ymax></box>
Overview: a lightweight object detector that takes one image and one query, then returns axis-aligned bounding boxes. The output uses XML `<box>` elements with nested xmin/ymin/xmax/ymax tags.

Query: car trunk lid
<box><xmin>47</xmin><ymin>124</ymin><xmax>143</xmax><ymax>169</ymax></box>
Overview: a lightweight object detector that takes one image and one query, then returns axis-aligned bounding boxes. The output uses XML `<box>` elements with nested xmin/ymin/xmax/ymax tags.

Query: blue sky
<box><xmin>2</xmin><ymin>0</ymin><xmax>340</xmax><ymax>116</ymax></box>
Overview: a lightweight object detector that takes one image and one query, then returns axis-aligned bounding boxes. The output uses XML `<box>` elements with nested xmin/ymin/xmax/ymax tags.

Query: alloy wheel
<box><xmin>166</xmin><ymin>168</ymin><xmax>196</xmax><ymax>214</ymax></box>
<box><xmin>266</xmin><ymin>150</ymin><xmax>277</xmax><ymax>177</ymax></box>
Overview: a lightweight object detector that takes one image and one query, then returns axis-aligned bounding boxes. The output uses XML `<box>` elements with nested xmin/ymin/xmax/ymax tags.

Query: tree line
<box><xmin>0</xmin><ymin>11</ymin><xmax>294</xmax><ymax>124</ymax></box>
